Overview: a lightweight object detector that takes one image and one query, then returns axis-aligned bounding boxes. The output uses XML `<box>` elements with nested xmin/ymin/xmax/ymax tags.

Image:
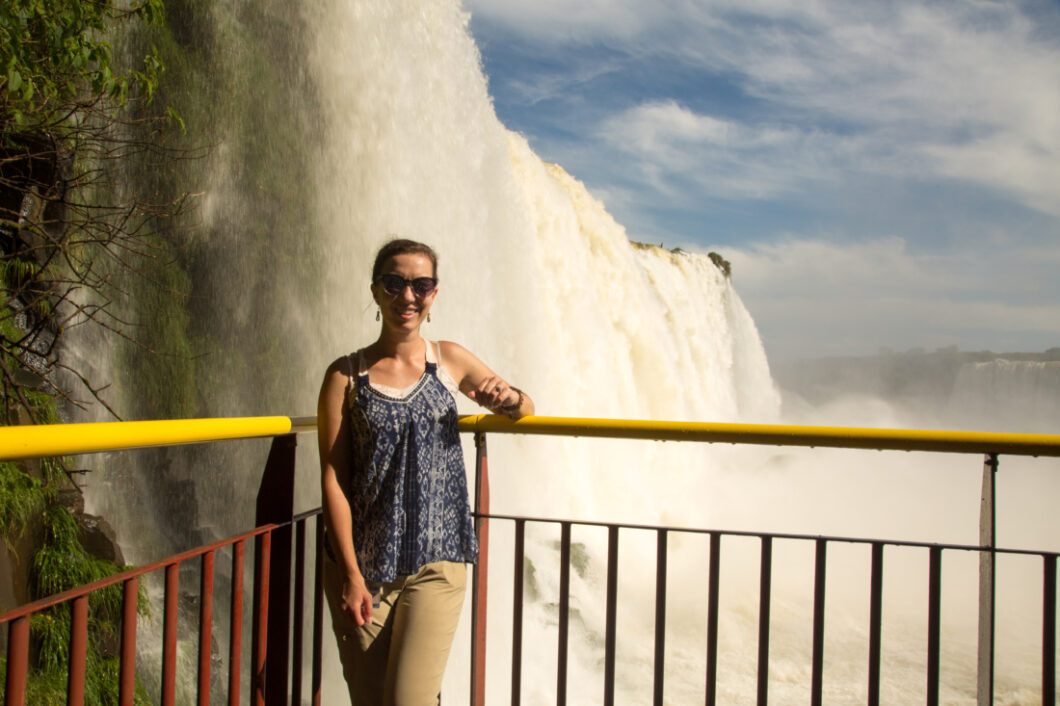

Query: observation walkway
<box><xmin>1</xmin><ymin>415</ymin><xmax>1058</xmax><ymax>705</ymax></box>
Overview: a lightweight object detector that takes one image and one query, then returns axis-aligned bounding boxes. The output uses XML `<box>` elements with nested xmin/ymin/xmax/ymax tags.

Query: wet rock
<box><xmin>76</xmin><ymin>513</ymin><xmax>126</xmax><ymax>566</ymax></box>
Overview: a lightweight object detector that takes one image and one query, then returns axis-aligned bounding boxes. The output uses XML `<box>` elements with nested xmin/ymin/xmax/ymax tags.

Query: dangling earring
<box><xmin>375</xmin><ymin>309</ymin><xmax>380</xmax><ymax>321</ymax></box>
<box><xmin>427</xmin><ymin>313</ymin><xmax>431</xmax><ymax>323</ymax></box>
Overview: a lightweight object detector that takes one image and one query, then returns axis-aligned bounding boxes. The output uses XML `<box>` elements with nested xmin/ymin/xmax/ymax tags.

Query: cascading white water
<box><xmin>300</xmin><ymin>5</ymin><xmax>789</xmax><ymax>699</ymax></box>
<box><xmin>947</xmin><ymin>360</ymin><xmax>1060</xmax><ymax>433</ymax></box>
<box><xmin>75</xmin><ymin>0</ymin><xmax>1057</xmax><ymax>703</ymax></box>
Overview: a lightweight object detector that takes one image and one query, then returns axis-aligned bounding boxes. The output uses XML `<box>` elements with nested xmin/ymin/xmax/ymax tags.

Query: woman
<box><xmin>317</xmin><ymin>238</ymin><xmax>534</xmax><ymax>704</ymax></box>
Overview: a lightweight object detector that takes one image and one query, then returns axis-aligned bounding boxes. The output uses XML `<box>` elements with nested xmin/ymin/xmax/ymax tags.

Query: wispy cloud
<box><xmin>470</xmin><ymin>0</ymin><xmax>1060</xmax><ymax>215</ymax></box>
<box><xmin>597</xmin><ymin>100</ymin><xmax>845</xmax><ymax>200</ymax></box>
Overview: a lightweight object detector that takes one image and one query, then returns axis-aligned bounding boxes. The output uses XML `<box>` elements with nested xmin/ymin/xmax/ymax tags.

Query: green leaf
<box><xmin>166</xmin><ymin>106</ymin><xmax>187</xmax><ymax>135</ymax></box>
<box><xmin>7</xmin><ymin>68</ymin><xmax>22</xmax><ymax>92</ymax></box>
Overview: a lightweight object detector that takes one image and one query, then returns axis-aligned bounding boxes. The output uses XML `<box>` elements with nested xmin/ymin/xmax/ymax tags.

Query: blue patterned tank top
<box><xmin>346</xmin><ymin>350</ymin><xmax>478</xmax><ymax>583</ymax></box>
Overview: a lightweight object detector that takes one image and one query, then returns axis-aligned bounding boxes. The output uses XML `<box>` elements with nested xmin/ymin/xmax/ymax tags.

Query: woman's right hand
<box><xmin>340</xmin><ymin>572</ymin><xmax>375</xmax><ymax>626</ymax></box>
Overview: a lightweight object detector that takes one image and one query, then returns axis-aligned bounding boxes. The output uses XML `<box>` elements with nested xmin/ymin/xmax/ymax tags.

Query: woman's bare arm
<box><xmin>438</xmin><ymin>341</ymin><xmax>535</xmax><ymax>418</ymax></box>
<box><xmin>318</xmin><ymin>360</ymin><xmax>375</xmax><ymax>625</ymax></box>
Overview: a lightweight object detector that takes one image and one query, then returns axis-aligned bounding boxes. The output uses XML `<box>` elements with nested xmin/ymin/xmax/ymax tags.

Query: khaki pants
<box><xmin>323</xmin><ymin>555</ymin><xmax>467</xmax><ymax>705</ymax></box>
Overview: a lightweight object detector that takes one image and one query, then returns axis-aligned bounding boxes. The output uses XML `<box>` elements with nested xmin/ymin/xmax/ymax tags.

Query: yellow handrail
<box><xmin>3</xmin><ymin>414</ymin><xmax>1060</xmax><ymax>462</ymax></box>
<box><xmin>0</xmin><ymin>416</ymin><xmax>293</xmax><ymax>462</ymax></box>
<box><xmin>457</xmin><ymin>415</ymin><xmax>1060</xmax><ymax>457</ymax></box>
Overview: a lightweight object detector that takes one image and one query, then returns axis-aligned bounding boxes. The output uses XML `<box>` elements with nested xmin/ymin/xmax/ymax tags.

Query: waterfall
<box><xmin>70</xmin><ymin>0</ymin><xmax>1056</xmax><ymax>702</ymax></box>
<box><xmin>947</xmin><ymin>360</ymin><xmax>1060</xmax><ymax>433</ymax></box>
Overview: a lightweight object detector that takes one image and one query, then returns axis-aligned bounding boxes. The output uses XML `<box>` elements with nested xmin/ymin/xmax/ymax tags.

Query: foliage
<box><xmin>0</xmin><ymin>486</ymin><xmax>152</xmax><ymax>705</ymax></box>
<box><xmin>2</xmin><ymin>0</ymin><xmax>192</xmax><ymax>424</ymax></box>
<box><xmin>708</xmin><ymin>251</ymin><xmax>731</xmax><ymax>278</ymax></box>
<box><xmin>0</xmin><ymin>387</ymin><xmax>63</xmax><ymax>549</ymax></box>
<box><xmin>0</xmin><ymin>460</ymin><xmax>45</xmax><ymax>544</ymax></box>
<box><xmin>3</xmin><ymin>645</ymin><xmax>152</xmax><ymax>705</ymax></box>
<box><xmin>1</xmin><ymin>0</ymin><xmax>166</xmax><ymax>128</ymax></box>
<box><xmin>1</xmin><ymin>3</ymin><xmax>178</xmax><ymax>702</ymax></box>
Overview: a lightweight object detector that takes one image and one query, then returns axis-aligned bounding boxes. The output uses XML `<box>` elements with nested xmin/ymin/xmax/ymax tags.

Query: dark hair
<box><xmin>371</xmin><ymin>239</ymin><xmax>439</xmax><ymax>281</ymax></box>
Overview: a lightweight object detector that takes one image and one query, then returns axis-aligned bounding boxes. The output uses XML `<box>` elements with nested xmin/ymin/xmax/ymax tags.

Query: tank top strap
<box><xmin>423</xmin><ymin>339</ymin><xmax>438</xmax><ymax>374</ymax></box>
<box><xmin>357</xmin><ymin>348</ymin><xmax>368</xmax><ymax>376</ymax></box>
<box><xmin>345</xmin><ymin>352</ymin><xmax>356</xmax><ymax>396</ymax></box>
<box><xmin>345</xmin><ymin>350</ymin><xmax>370</xmax><ymax>405</ymax></box>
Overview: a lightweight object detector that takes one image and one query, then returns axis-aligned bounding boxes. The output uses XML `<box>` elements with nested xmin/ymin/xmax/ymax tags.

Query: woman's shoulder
<box><xmin>436</xmin><ymin>341</ymin><xmax>479</xmax><ymax>369</ymax></box>
<box><xmin>324</xmin><ymin>352</ymin><xmax>357</xmax><ymax>375</ymax></box>
<box><xmin>436</xmin><ymin>341</ymin><xmax>493</xmax><ymax>385</ymax></box>
<box><xmin>436</xmin><ymin>340</ymin><xmax>467</xmax><ymax>357</ymax></box>
<box><xmin>321</xmin><ymin>352</ymin><xmax>360</xmax><ymax>389</ymax></box>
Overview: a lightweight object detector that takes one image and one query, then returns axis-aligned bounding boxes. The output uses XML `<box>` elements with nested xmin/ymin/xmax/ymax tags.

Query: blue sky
<box><xmin>464</xmin><ymin>0</ymin><xmax>1060</xmax><ymax>361</ymax></box>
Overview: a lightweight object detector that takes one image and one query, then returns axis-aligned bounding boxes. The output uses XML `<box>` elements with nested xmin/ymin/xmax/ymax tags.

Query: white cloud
<box><xmin>472</xmin><ymin>0</ymin><xmax>1060</xmax><ymax>215</ymax></box>
<box><xmin>714</xmin><ymin>235</ymin><xmax>1060</xmax><ymax>360</ymax></box>
<box><xmin>465</xmin><ymin>0</ymin><xmax>665</xmax><ymax>40</ymax></box>
<box><xmin>597</xmin><ymin>98</ymin><xmax>869</xmax><ymax>200</ymax></box>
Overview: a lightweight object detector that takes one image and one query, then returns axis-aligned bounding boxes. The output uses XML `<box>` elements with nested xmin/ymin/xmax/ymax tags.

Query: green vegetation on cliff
<box><xmin>2</xmin><ymin>0</ymin><xmax>174</xmax><ymax>699</ymax></box>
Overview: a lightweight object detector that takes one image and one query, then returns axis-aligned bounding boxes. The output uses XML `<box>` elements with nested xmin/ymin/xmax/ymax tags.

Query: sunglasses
<box><xmin>376</xmin><ymin>273</ymin><xmax>438</xmax><ymax>298</ymax></box>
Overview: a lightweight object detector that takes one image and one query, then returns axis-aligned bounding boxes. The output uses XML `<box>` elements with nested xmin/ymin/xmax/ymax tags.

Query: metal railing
<box><xmin>2</xmin><ymin>415</ymin><xmax>1059</xmax><ymax>705</ymax></box>
<box><xmin>461</xmin><ymin>416</ymin><xmax>1060</xmax><ymax>706</ymax></box>
<box><xmin>1</xmin><ymin>417</ymin><xmax>320</xmax><ymax>706</ymax></box>
<box><xmin>0</xmin><ymin>515</ymin><xmax>321</xmax><ymax>705</ymax></box>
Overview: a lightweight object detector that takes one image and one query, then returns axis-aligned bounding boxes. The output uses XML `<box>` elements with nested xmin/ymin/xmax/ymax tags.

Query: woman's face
<box><xmin>371</xmin><ymin>252</ymin><xmax>437</xmax><ymax>331</ymax></box>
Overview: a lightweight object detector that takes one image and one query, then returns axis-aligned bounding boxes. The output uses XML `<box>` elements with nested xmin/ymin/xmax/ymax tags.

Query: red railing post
<box><xmin>120</xmin><ymin>577</ymin><xmax>139</xmax><ymax>705</ymax></box>
<box><xmin>255</xmin><ymin>433</ymin><xmax>298</xmax><ymax>705</ymax></box>
<box><xmin>68</xmin><ymin>595</ymin><xmax>89</xmax><ymax>705</ymax></box>
<box><xmin>471</xmin><ymin>431</ymin><xmax>490</xmax><ymax>706</ymax></box>
<box><xmin>199</xmin><ymin>550</ymin><xmax>216</xmax><ymax>705</ymax></box>
<box><xmin>5</xmin><ymin>615</ymin><xmax>30</xmax><ymax>706</ymax></box>
<box><xmin>252</xmin><ymin>532</ymin><xmax>272</xmax><ymax>706</ymax></box>
<box><xmin>162</xmin><ymin>563</ymin><xmax>179</xmax><ymax>706</ymax></box>
<box><xmin>229</xmin><ymin>540</ymin><xmax>245</xmax><ymax>706</ymax></box>
<box><xmin>66</xmin><ymin>589</ymin><xmax>89</xmax><ymax>699</ymax></box>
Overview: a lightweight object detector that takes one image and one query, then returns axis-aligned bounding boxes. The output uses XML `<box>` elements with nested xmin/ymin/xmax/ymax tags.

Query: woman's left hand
<box><xmin>469</xmin><ymin>375</ymin><xmax>519</xmax><ymax>412</ymax></box>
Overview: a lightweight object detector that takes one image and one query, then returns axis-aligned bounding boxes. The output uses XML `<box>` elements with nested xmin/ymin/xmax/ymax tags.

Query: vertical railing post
<box><xmin>67</xmin><ymin>595</ymin><xmax>89</xmax><ymax>706</ymax></box>
<box><xmin>928</xmin><ymin>546</ymin><xmax>942</xmax><ymax>706</ymax></box>
<box><xmin>868</xmin><ymin>542</ymin><xmax>884</xmax><ymax>706</ymax></box>
<box><xmin>653</xmin><ymin>529</ymin><xmax>668</xmax><ymax>706</ymax></box>
<box><xmin>199</xmin><ymin>551</ymin><xmax>216</xmax><ymax>706</ymax></box>
<box><xmin>511</xmin><ymin>518</ymin><xmax>526</xmax><ymax>706</ymax></box>
<box><xmin>252</xmin><ymin>532</ymin><xmax>272</xmax><ymax>706</ymax></box>
<box><xmin>978</xmin><ymin>453</ymin><xmax>998</xmax><ymax>706</ymax></box>
<box><xmin>471</xmin><ymin>430</ymin><xmax>490</xmax><ymax>706</ymax></box>
<box><xmin>229</xmin><ymin>540</ymin><xmax>245</xmax><ymax>706</ymax></box>
<box><xmin>255</xmin><ymin>433</ymin><xmax>298</xmax><ymax>706</ymax></box>
<box><xmin>603</xmin><ymin>525</ymin><xmax>619</xmax><ymax>706</ymax></box>
<box><xmin>5</xmin><ymin>616</ymin><xmax>30</xmax><ymax>706</ymax></box>
<box><xmin>312</xmin><ymin>516</ymin><xmax>325</xmax><ymax>706</ymax></box>
<box><xmin>810</xmin><ymin>538</ymin><xmax>827</xmax><ymax>706</ymax></box>
<box><xmin>120</xmin><ymin>577</ymin><xmax>139</xmax><ymax>705</ymax></box>
<box><xmin>290</xmin><ymin>520</ymin><xmax>307</xmax><ymax>706</ymax></box>
<box><xmin>162</xmin><ymin>564</ymin><xmax>179</xmax><ymax>706</ymax></box>
<box><xmin>705</xmin><ymin>533</ymin><xmax>721</xmax><ymax>706</ymax></box>
<box><xmin>1044</xmin><ymin>553</ymin><xmax>1057</xmax><ymax>706</ymax></box>
<box><xmin>557</xmin><ymin>522</ymin><xmax>572</xmax><ymax>706</ymax></box>
<box><xmin>757</xmin><ymin>536</ymin><xmax>773</xmax><ymax>706</ymax></box>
